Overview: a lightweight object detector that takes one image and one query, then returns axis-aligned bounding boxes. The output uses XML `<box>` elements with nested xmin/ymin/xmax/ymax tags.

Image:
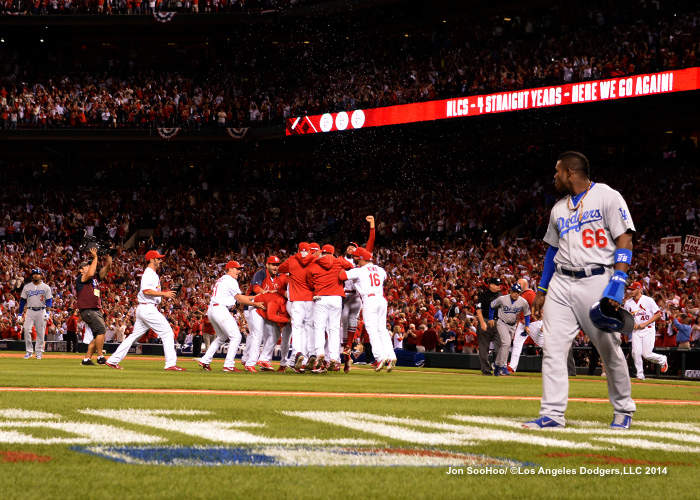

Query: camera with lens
<box><xmin>79</xmin><ymin>234</ymin><xmax>117</xmax><ymax>258</ymax></box>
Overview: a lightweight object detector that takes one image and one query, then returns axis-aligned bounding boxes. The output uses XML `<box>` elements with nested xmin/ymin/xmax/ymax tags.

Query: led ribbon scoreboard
<box><xmin>286</xmin><ymin>67</ymin><xmax>700</xmax><ymax>136</ymax></box>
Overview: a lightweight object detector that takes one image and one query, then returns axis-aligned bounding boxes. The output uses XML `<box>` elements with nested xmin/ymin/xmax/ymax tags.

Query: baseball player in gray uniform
<box><xmin>489</xmin><ymin>283</ymin><xmax>531</xmax><ymax>376</ymax></box>
<box><xmin>525</xmin><ymin>151</ymin><xmax>636</xmax><ymax>430</ymax></box>
<box><xmin>18</xmin><ymin>268</ymin><xmax>53</xmax><ymax>360</ymax></box>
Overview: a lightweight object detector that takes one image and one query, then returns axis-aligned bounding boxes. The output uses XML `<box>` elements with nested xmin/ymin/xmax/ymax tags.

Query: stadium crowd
<box><xmin>1</xmin><ymin>152</ymin><xmax>699</xmax><ymax>369</ymax></box>
<box><xmin>0</xmin><ymin>2</ymin><xmax>698</xmax><ymax>129</ymax></box>
<box><xmin>0</xmin><ymin>0</ymin><xmax>301</xmax><ymax>16</ymax></box>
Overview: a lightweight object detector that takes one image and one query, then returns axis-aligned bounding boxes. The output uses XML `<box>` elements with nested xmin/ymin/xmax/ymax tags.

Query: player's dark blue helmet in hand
<box><xmin>589</xmin><ymin>299</ymin><xmax>634</xmax><ymax>334</ymax></box>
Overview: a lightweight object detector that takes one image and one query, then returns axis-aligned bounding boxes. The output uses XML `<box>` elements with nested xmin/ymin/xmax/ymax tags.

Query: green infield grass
<box><xmin>0</xmin><ymin>354</ymin><xmax>699</xmax><ymax>500</ymax></box>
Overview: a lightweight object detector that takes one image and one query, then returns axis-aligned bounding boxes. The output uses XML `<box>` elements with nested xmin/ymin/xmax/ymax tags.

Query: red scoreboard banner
<box><xmin>286</xmin><ymin>67</ymin><xmax>700</xmax><ymax>136</ymax></box>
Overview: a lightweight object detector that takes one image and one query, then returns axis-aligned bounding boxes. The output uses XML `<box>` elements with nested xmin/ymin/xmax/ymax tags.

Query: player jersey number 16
<box><xmin>369</xmin><ymin>273</ymin><xmax>381</xmax><ymax>286</ymax></box>
<box><xmin>582</xmin><ymin>228</ymin><xmax>608</xmax><ymax>248</ymax></box>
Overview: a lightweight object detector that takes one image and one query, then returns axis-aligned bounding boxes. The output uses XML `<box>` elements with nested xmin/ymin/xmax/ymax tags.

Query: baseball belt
<box><xmin>29</xmin><ymin>307</ymin><xmax>46</xmax><ymax>311</ymax></box>
<box><xmin>556</xmin><ymin>265</ymin><xmax>606</xmax><ymax>279</ymax></box>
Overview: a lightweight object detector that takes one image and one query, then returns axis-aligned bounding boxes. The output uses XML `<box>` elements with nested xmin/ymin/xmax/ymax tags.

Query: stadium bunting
<box><xmin>226</xmin><ymin>127</ymin><xmax>250</xmax><ymax>139</ymax></box>
<box><xmin>153</xmin><ymin>12</ymin><xmax>177</xmax><ymax>23</ymax></box>
<box><xmin>157</xmin><ymin>127</ymin><xmax>180</xmax><ymax>140</ymax></box>
<box><xmin>286</xmin><ymin>67</ymin><xmax>700</xmax><ymax>136</ymax></box>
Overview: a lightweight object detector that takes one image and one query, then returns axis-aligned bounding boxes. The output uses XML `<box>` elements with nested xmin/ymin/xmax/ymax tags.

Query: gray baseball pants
<box><xmin>495</xmin><ymin>320</ymin><xmax>517</xmax><ymax>367</ymax></box>
<box><xmin>24</xmin><ymin>309</ymin><xmax>47</xmax><ymax>354</ymax></box>
<box><xmin>540</xmin><ymin>270</ymin><xmax>635</xmax><ymax>425</ymax></box>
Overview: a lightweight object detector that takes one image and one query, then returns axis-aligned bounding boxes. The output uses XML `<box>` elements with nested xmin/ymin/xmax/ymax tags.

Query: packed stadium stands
<box><xmin>1</xmin><ymin>0</ymin><xmax>698</xmax><ymax>372</ymax></box>
<box><xmin>1</xmin><ymin>1</ymin><xmax>698</xmax><ymax>129</ymax></box>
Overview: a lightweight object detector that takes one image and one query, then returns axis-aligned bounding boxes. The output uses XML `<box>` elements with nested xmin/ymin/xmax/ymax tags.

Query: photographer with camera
<box><xmin>77</xmin><ymin>247</ymin><xmax>113</xmax><ymax>366</ymax></box>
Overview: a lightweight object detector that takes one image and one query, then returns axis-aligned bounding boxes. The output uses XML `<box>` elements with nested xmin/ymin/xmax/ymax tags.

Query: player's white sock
<box><xmin>83</xmin><ymin>358</ymin><xmax>89</xmax><ymax>362</ymax></box>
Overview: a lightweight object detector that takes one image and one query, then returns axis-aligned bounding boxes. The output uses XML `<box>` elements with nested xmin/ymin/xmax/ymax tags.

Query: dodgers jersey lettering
<box><xmin>21</xmin><ymin>282</ymin><xmax>52</xmax><ymax>308</ymax></box>
<box><xmin>544</xmin><ymin>183</ymin><xmax>635</xmax><ymax>267</ymax></box>
<box><xmin>344</xmin><ymin>264</ymin><xmax>386</xmax><ymax>298</ymax></box>
<box><xmin>210</xmin><ymin>274</ymin><xmax>243</xmax><ymax>308</ymax></box>
<box><xmin>137</xmin><ymin>267</ymin><xmax>162</xmax><ymax>305</ymax></box>
<box><xmin>490</xmin><ymin>295</ymin><xmax>530</xmax><ymax>324</ymax></box>
<box><xmin>623</xmin><ymin>295</ymin><xmax>660</xmax><ymax>334</ymax></box>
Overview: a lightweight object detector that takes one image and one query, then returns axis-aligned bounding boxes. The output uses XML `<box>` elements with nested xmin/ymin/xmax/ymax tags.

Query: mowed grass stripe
<box><xmin>1</xmin><ymin>386</ymin><xmax>698</xmax><ymax>405</ymax></box>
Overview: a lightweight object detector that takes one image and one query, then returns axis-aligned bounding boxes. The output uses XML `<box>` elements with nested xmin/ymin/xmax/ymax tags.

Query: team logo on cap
<box><xmin>145</xmin><ymin>250</ymin><xmax>166</xmax><ymax>261</ymax></box>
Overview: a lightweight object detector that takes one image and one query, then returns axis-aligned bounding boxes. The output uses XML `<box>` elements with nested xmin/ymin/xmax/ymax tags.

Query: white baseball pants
<box><xmin>242</xmin><ymin>309</ymin><xmax>265</xmax><ymax>367</ymax></box>
<box><xmin>341</xmin><ymin>292</ymin><xmax>362</xmax><ymax>343</ymax></box>
<box><xmin>631</xmin><ymin>329</ymin><xmax>666</xmax><ymax>378</ymax></box>
<box><xmin>259</xmin><ymin>322</ymin><xmax>292</xmax><ymax>366</ymax></box>
<box><xmin>510</xmin><ymin>320</ymin><xmax>543</xmax><ymax>372</ymax></box>
<box><xmin>540</xmin><ymin>271</ymin><xmax>635</xmax><ymax>425</ymax></box>
<box><xmin>108</xmin><ymin>304</ymin><xmax>178</xmax><ymax>368</ymax></box>
<box><xmin>200</xmin><ymin>305</ymin><xmax>243</xmax><ymax>369</ymax></box>
<box><xmin>362</xmin><ymin>296</ymin><xmax>396</xmax><ymax>363</ymax></box>
<box><xmin>313</xmin><ymin>296</ymin><xmax>342</xmax><ymax>361</ymax></box>
<box><xmin>288</xmin><ymin>300</ymin><xmax>314</xmax><ymax>362</ymax></box>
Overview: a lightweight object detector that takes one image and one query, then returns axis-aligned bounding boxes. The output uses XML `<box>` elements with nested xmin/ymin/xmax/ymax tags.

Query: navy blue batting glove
<box><xmin>520</xmin><ymin>331</ymin><xmax>528</xmax><ymax>337</ymax></box>
<box><xmin>602</xmin><ymin>270</ymin><xmax>628</xmax><ymax>304</ymax></box>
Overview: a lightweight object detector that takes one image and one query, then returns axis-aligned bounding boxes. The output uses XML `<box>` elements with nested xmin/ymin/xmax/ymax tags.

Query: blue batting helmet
<box><xmin>510</xmin><ymin>283</ymin><xmax>522</xmax><ymax>293</ymax></box>
<box><xmin>31</xmin><ymin>268</ymin><xmax>43</xmax><ymax>275</ymax></box>
<box><xmin>589</xmin><ymin>299</ymin><xmax>634</xmax><ymax>334</ymax></box>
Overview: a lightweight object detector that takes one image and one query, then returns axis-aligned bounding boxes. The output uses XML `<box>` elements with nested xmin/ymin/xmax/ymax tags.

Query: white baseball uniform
<box><xmin>242</xmin><ymin>305</ymin><xmax>265</xmax><ymax>368</ymax></box>
<box><xmin>511</xmin><ymin>320</ymin><xmax>544</xmax><ymax>371</ymax></box>
<box><xmin>108</xmin><ymin>266</ymin><xmax>179</xmax><ymax>369</ymax></box>
<box><xmin>343</xmin><ymin>264</ymin><xmax>396</xmax><ymax>364</ymax></box>
<box><xmin>200</xmin><ymin>274</ymin><xmax>245</xmax><ymax>370</ymax></box>
<box><xmin>623</xmin><ymin>294</ymin><xmax>665</xmax><ymax>379</ymax></box>
<box><xmin>540</xmin><ymin>182</ymin><xmax>636</xmax><ymax>424</ymax></box>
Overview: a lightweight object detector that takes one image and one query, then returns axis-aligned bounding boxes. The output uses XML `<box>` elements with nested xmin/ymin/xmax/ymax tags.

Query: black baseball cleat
<box><xmin>81</xmin><ymin>359</ymin><xmax>95</xmax><ymax>366</ymax></box>
<box><xmin>96</xmin><ymin>357</ymin><xmax>107</xmax><ymax>365</ymax></box>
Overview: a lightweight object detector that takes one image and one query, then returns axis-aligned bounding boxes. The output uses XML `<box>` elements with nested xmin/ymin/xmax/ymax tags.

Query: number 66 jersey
<box><xmin>544</xmin><ymin>183</ymin><xmax>635</xmax><ymax>267</ymax></box>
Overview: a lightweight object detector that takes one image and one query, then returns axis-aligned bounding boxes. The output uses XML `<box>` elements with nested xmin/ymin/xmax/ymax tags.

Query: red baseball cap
<box><xmin>298</xmin><ymin>242</ymin><xmax>311</xmax><ymax>253</ymax></box>
<box><xmin>351</xmin><ymin>247</ymin><xmax>372</xmax><ymax>260</ymax></box>
<box><xmin>629</xmin><ymin>282</ymin><xmax>642</xmax><ymax>290</ymax></box>
<box><xmin>322</xmin><ymin>244</ymin><xmax>335</xmax><ymax>255</ymax></box>
<box><xmin>267</xmin><ymin>256</ymin><xmax>281</xmax><ymax>264</ymax></box>
<box><xmin>145</xmin><ymin>250</ymin><xmax>166</xmax><ymax>261</ymax></box>
<box><xmin>310</xmin><ymin>243</ymin><xmax>321</xmax><ymax>252</ymax></box>
<box><xmin>225</xmin><ymin>261</ymin><xmax>244</xmax><ymax>270</ymax></box>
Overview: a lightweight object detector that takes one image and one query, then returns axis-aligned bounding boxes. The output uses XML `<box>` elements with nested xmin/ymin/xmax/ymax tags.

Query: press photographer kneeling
<box><xmin>77</xmin><ymin>245</ymin><xmax>114</xmax><ymax>366</ymax></box>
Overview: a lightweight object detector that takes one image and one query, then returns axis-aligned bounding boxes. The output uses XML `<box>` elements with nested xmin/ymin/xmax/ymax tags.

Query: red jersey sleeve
<box><xmin>278</xmin><ymin>259</ymin><xmax>290</xmax><ymax>274</ymax></box>
<box><xmin>365</xmin><ymin>227</ymin><xmax>376</xmax><ymax>253</ymax></box>
<box><xmin>266</xmin><ymin>300</ymin><xmax>290</xmax><ymax>324</ymax></box>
